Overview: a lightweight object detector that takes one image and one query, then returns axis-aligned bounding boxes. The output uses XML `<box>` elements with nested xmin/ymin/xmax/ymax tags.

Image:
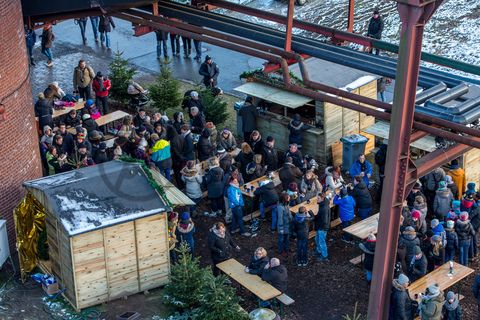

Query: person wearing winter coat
<box><xmin>470</xmin><ymin>195</ymin><xmax>480</xmax><ymax>259</ymax></box>
<box><xmin>245</xmin><ymin>154</ymin><xmax>266</xmax><ymax>181</ymax></box>
<box><xmin>98</xmin><ymin>15</ymin><xmax>115</xmax><ymax>48</ymax></box>
<box><xmin>184</xmin><ymin>90</ymin><xmax>205</xmax><ymax>118</ymax></box>
<box><xmin>92</xmin><ymin>142</ymin><xmax>108</xmax><ymax>164</ymax></box>
<box><xmin>254</xmin><ymin>179</ymin><xmax>279</xmax><ymax>229</ymax></box>
<box><xmin>208</xmin><ymin>222</ymin><xmax>239</xmax><ymax>275</ymax></box>
<box><xmin>287</xmin><ymin>114</ymin><xmax>309</xmax><ymax>147</ymax></box>
<box><xmin>189</xmin><ymin>107</ymin><xmax>206</xmax><ymax>134</ymax></box>
<box><xmin>445</xmin><ymin>175</ymin><xmax>459</xmax><ymax>200</ymax></box>
<box><xmin>410</xmin><ymin>210</ymin><xmax>427</xmax><ymax>235</ymax></box>
<box><xmin>277</xmin><ymin>193</ymin><xmax>293</xmax><ymax>256</ymax></box>
<box><xmin>419</xmin><ymin>284</ymin><xmax>445</xmax><ymax>320</ymax></box>
<box><xmin>448</xmin><ymin>159</ymin><xmax>466</xmax><ymax>200</ymax></box>
<box><xmin>359</xmin><ymin>233</ymin><xmax>376</xmax><ymax>283</ymax></box>
<box><xmin>245</xmin><ymin>247</ymin><xmax>269</xmax><ymax>276</ymax></box>
<box><xmin>204</xmin><ymin>158</ymin><xmax>225</xmax><ymax>217</ymax></box>
<box><xmin>249</xmin><ymin>130</ymin><xmax>265</xmax><ymax>156</ymax></box>
<box><xmin>299</xmin><ymin>170</ymin><xmax>322</xmax><ymax>201</ymax></box>
<box><xmin>217</xmin><ymin>146</ymin><xmax>232</xmax><ymax>174</ymax></box>
<box><xmin>445</xmin><ymin>220</ymin><xmax>459</xmax><ymax>262</ymax></box>
<box><xmin>279</xmin><ymin>157</ymin><xmax>303</xmax><ymax>190</ymax></box>
<box><xmin>92</xmin><ymin>71</ymin><xmax>111</xmax><ymax>115</ymax></box>
<box><xmin>352</xmin><ymin>175</ymin><xmax>373</xmax><ymax>220</ymax></box>
<box><xmin>293</xmin><ymin>206</ymin><xmax>312</xmax><ymax>266</ymax></box>
<box><xmin>73</xmin><ymin>60</ymin><xmax>95</xmax><ymax>100</ymax></box>
<box><xmin>455</xmin><ymin>212</ymin><xmax>475</xmax><ymax>266</ymax></box>
<box><xmin>262</xmin><ymin>136</ymin><xmax>279</xmax><ymax>170</ymax></box>
<box><xmin>334</xmin><ymin>188</ymin><xmax>356</xmax><ymax>241</ymax></box>
<box><xmin>198</xmin><ymin>55</ymin><xmax>219</xmax><ymax>88</ymax></box>
<box><xmin>235</xmin><ymin>142</ymin><xmax>254</xmax><ymax>182</ymax></box>
<box><xmin>34</xmin><ymin>93</ymin><xmax>53</xmax><ymax>129</ymax></box>
<box><xmin>431</xmin><ymin>219</ymin><xmax>447</xmax><ymax>246</ymax></box>
<box><xmin>349</xmin><ymin>154</ymin><xmax>373</xmax><ymax>186</ymax></box>
<box><xmin>314</xmin><ymin>193</ymin><xmax>332</xmax><ymax>261</ymax></box>
<box><xmin>218</xmin><ymin>128</ymin><xmax>237</xmax><ymax>152</ymax></box>
<box><xmin>442</xmin><ymin>291</ymin><xmax>463</xmax><ymax>320</ymax></box>
<box><xmin>227</xmin><ymin>177</ymin><xmax>250</xmax><ymax>237</ymax></box>
<box><xmin>433</xmin><ymin>181</ymin><xmax>454</xmax><ymax>220</ymax></box>
<box><xmin>422</xmin><ymin>167</ymin><xmax>446</xmax><ymax>211</ymax></box>
<box><xmin>284</xmin><ymin>143</ymin><xmax>304</xmax><ymax>170</ymax></box>
<box><xmin>82</xmin><ymin>113</ymin><xmax>99</xmax><ymax>133</ymax></box>
<box><xmin>407</xmin><ymin>183</ymin><xmax>426</xmax><ymax>209</ymax></box>
<box><xmin>40</xmin><ymin>24</ymin><xmax>55</xmax><ymax>67</ymax></box>
<box><xmin>390</xmin><ymin>273</ymin><xmax>414</xmax><ymax>320</ymax></box>
<box><xmin>25</xmin><ymin>26</ymin><xmax>37</xmax><ymax>66</ymax></box>
<box><xmin>324</xmin><ymin>166</ymin><xmax>345</xmax><ymax>192</ymax></box>
<box><xmin>398</xmin><ymin>226</ymin><xmax>421</xmax><ymax>272</ymax></box>
<box><xmin>413</xmin><ymin>195</ymin><xmax>428</xmax><ymax>230</ymax></box>
<box><xmin>261</xmin><ymin>258</ymin><xmax>288</xmax><ymax>293</ymax></box>
<box><xmin>150</xmin><ymin>136</ymin><xmax>173</xmax><ymax>180</ymax></box>
<box><xmin>375</xmin><ymin>141</ymin><xmax>388</xmax><ymax>199</ymax></box>
<box><xmin>473</xmin><ymin>273</ymin><xmax>480</xmax><ymax>317</ymax></box>
<box><xmin>154</xmin><ymin>30</ymin><xmax>169</xmax><ymax>60</ymax></box>
<box><xmin>176</xmin><ymin>212</ymin><xmax>195</xmax><ymax>255</ymax></box>
<box><xmin>460</xmin><ymin>192</ymin><xmax>476</xmax><ymax>214</ymax></box>
<box><xmin>238</xmin><ymin>96</ymin><xmax>258</xmax><ymax>143</ymax></box>
<box><xmin>426</xmin><ymin>235</ymin><xmax>445</xmax><ymax>272</ymax></box>
<box><xmin>180</xmin><ymin>124</ymin><xmax>195</xmax><ymax>161</ymax></box>
<box><xmin>408</xmin><ymin>246</ymin><xmax>427</xmax><ymax>282</ymax></box>
<box><xmin>366</xmin><ymin>9</ymin><xmax>384</xmax><ymax>55</ymax></box>
<box><xmin>172</xmin><ymin>112</ymin><xmax>185</xmax><ymax>134</ymax></box>
<box><xmin>197</xmin><ymin>128</ymin><xmax>214</xmax><ymax>162</ymax></box>
<box><xmin>181</xmin><ymin>160</ymin><xmax>203</xmax><ymax>214</ymax></box>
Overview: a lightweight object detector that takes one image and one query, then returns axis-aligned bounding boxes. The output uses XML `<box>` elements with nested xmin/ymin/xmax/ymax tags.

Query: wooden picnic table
<box><xmin>407</xmin><ymin>261</ymin><xmax>474</xmax><ymax>300</ymax></box>
<box><xmin>67</xmin><ymin>110</ymin><xmax>130</xmax><ymax>134</ymax></box>
<box><xmin>343</xmin><ymin>212</ymin><xmax>379</xmax><ymax>240</ymax></box>
<box><xmin>241</xmin><ymin>170</ymin><xmax>281</xmax><ymax>198</ymax></box>
<box><xmin>52</xmin><ymin>101</ymin><xmax>85</xmax><ymax>118</ymax></box>
<box><xmin>216</xmin><ymin>258</ymin><xmax>281</xmax><ymax>301</ymax></box>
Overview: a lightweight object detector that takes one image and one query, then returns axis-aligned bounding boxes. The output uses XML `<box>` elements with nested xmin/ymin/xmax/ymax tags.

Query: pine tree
<box><xmin>196</xmin><ymin>272</ymin><xmax>248</xmax><ymax>320</ymax></box>
<box><xmin>108</xmin><ymin>50</ymin><xmax>137</xmax><ymax>104</ymax></box>
<box><xmin>149</xmin><ymin>65</ymin><xmax>183</xmax><ymax>113</ymax></box>
<box><xmin>198</xmin><ymin>88</ymin><xmax>229</xmax><ymax>127</ymax></box>
<box><xmin>163</xmin><ymin>243</ymin><xmax>207</xmax><ymax>310</ymax></box>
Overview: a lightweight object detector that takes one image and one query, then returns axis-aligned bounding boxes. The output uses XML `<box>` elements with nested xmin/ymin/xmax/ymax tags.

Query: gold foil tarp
<box><xmin>13</xmin><ymin>192</ymin><xmax>46</xmax><ymax>280</ymax></box>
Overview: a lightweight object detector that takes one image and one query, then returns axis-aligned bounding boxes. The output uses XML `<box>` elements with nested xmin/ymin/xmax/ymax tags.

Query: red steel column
<box><xmin>0</xmin><ymin>0</ymin><xmax>43</xmax><ymax>250</ymax></box>
<box><xmin>367</xmin><ymin>1</ymin><xmax>440</xmax><ymax>319</ymax></box>
<box><xmin>347</xmin><ymin>0</ymin><xmax>355</xmax><ymax>32</ymax></box>
<box><xmin>285</xmin><ymin>0</ymin><xmax>295</xmax><ymax>52</ymax></box>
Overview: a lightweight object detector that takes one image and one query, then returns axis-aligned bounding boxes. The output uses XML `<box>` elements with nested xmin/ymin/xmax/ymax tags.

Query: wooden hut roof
<box><xmin>23</xmin><ymin>161</ymin><xmax>168</xmax><ymax>236</ymax></box>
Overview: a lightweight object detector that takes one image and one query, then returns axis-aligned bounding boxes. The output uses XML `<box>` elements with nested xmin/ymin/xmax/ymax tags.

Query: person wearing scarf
<box><xmin>175</xmin><ymin>212</ymin><xmax>196</xmax><ymax>255</ymax></box>
<box><xmin>207</xmin><ymin>222</ymin><xmax>240</xmax><ymax>276</ymax></box>
<box><xmin>419</xmin><ymin>284</ymin><xmax>444</xmax><ymax>320</ymax></box>
<box><xmin>442</xmin><ymin>291</ymin><xmax>462</xmax><ymax>319</ymax></box>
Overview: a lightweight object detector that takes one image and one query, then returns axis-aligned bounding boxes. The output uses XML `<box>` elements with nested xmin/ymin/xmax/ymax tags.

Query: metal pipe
<box><xmin>415</xmin><ymin>82</ymin><xmax>447</xmax><ymax>104</ymax></box>
<box><xmin>416</xmin><ymin>103</ymin><xmax>480</xmax><ymax>125</ymax></box>
<box><xmin>285</xmin><ymin>0</ymin><xmax>295</xmax><ymax>52</ymax></box>
<box><xmin>347</xmin><ymin>0</ymin><xmax>355</xmax><ymax>32</ymax></box>
<box><xmin>425</xmin><ymin>97</ymin><xmax>480</xmax><ymax>115</ymax></box>
<box><xmin>429</xmin><ymin>83</ymin><xmax>469</xmax><ymax>104</ymax></box>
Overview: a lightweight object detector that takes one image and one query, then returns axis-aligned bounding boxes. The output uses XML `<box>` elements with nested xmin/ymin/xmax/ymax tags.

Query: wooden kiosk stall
<box><xmin>234</xmin><ymin>58</ymin><xmax>380</xmax><ymax>164</ymax></box>
<box><xmin>23</xmin><ymin>161</ymin><xmax>171</xmax><ymax>310</ymax></box>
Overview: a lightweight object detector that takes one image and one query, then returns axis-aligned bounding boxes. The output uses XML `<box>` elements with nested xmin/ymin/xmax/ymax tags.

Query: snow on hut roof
<box><xmin>24</xmin><ymin>161</ymin><xmax>168</xmax><ymax>236</ymax></box>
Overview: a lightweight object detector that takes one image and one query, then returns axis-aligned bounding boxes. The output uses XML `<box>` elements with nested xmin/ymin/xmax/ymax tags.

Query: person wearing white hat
<box><xmin>390</xmin><ymin>273</ymin><xmax>414</xmax><ymax>319</ymax></box>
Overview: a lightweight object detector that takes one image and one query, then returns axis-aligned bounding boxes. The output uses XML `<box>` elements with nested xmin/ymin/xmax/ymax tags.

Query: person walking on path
<box><xmin>367</xmin><ymin>8</ymin><xmax>384</xmax><ymax>55</ymax></box>
<box><xmin>155</xmin><ymin>30</ymin><xmax>169</xmax><ymax>62</ymax></box>
<box><xmin>75</xmin><ymin>17</ymin><xmax>88</xmax><ymax>44</ymax></box>
<box><xmin>199</xmin><ymin>55</ymin><xmax>220</xmax><ymax>89</ymax></box>
<box><xmin>193</xmin><ymin>39</ymin><xmax>202</xmax><ymax>61</ymax></box>
<box><xmin>208</xmin><ymin>222</ymin><xmax>240</xmax><ymax>276</ymax></box>
<box><xmin>25</xmin><ymin>26</ymin><xmax>36</xmax><ymax>66</ymax></box>
<box><xmin>90</xmin><ymin>16</ymin><xmax>100</xmax><ymax>42</ymax></box>
<box><xmin>92</xmin><ymin>72</ymin><xmax>111</xmax><ymax>115</ymax></box>
<box><xmin>238</xmin><ymin>96</ymin><xmax>258</xmax><ymax>144</ymax></box>
<box><xmin>181</xmin><ymin>36</ymin><xmax>192</xmax><ymax>58</ymax></box>
<box><xmin>40</xmin><ymin>23</ymin><xmax>55</xmax><ymax>67</ymax></box>
<box><xmin>73</xmin><ymin>60</ymin><xmax>95</xmax><ymax>100</ymax></box>
<box><xmin>170</xmin><ymin>31</ymin><xmax>180</xmax><ymax>57</ymax></box>
<box><xmin>99</xmin><ymin>15</ymin><xmax>115</xmax><ymax>48</ymax></box>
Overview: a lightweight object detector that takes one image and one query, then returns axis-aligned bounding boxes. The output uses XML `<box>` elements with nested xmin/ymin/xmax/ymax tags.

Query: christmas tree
<box><xmin>108</xmin><ymin>50</ymin><xmax>137</xmax><ymax>104</ymax></box>
<box><xmin>149</xmin><ymin>65</ymin><xmax>183</xmax><ymax>113</ymax></box>
<box><xmin>199</xmin><ymin>87</ymin><xmax>229</xmax><ymax>127</ymax></box>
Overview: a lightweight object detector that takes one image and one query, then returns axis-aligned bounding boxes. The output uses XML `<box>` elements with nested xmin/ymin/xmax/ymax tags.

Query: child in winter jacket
<box><xmin>431</xmin><ymin>219</ymin><xmax>447</xmax><ymax>247</ymax></box>
<box><xmin>293</xmin><ymin>206</ymin><xmax>312</xmax><ymax>266</ymax></box>
<box><xmin>334</xmin><ymin>188</ymin><xmax>356</xmax><ymax>242</ymax></box>
<box><xmin>445</xmin><ymin>220</ymin><xmax>458</xmax><ymax>262</ymax></box>
<box><xmin>175</xmin><ymin>212</ymin><xmax>196</xmax><ymax>255</ymax></box>
<box><xmin>227</xmin><ymin>177</ymin><xmax>250</xmax><ymax>237</ymax></box>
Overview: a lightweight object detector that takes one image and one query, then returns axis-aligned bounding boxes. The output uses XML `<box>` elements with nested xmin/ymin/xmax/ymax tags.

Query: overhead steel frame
<box><xmin>347</xmin><ymin>0</ymin><xmax>355</xmax><ymax>32</ymax></box>
<box><xmin>367</xmin><ymin>0</ymin><xmax>444</xmax><ymax>318</ymax></box>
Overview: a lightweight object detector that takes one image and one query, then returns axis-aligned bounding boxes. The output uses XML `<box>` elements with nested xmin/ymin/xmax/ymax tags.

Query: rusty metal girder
<box><xmin>285</xmin><ymin>0</ymin><xmax>295</xmax><ymax>52</ymax></box>
<box><xmin>347</xmin><ymin>0</ymin><xmax>355</xmax><ymax>32</ymax></box>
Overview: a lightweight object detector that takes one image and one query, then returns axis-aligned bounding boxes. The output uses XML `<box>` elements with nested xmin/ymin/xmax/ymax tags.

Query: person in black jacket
<box><xmin>352</xmin><ymin>175</ymin><xmax>373</xmax><ymax>220</ymax></box>
<box><xmin>375</xmin><ymin>140</ymin><xmax>388</xmax><ymax>200</ymax></box>
<box><xmin>34</xmin><ymin>93</ymin><xmax>53</xmax><ymax>129</ymax></box>
<box><xmin>238</xmin><ymin>96</ymin><xmax>258</xmax><ymax>143</ymax></box>
<box><xmin>57</xmin><ymin>122</ymin><xmax>75</xmax><ymax>156</ymax></box>
<box><xmin>284</xmin><ymin>143</ymin><xmax>304</xmax><ymax>171</ymax></box>
<box><xmin>293</xmin><ymin>206</ymin><xmax>312</xmax><ymax>266</ymax></box>
<box><xmin>190</xmin><ymin>107</ymin><xmax>205</xmax><ymax>134</ymax></box>
<box><xmin>204</xmin><ymin>158</ymin><xmax>225</xmax><ymax>217</ymax></box>
<box><xmin>98</xmin><ymin>15</ymin><xmax>115</xmax><ymax>48</ymax></box>
<box><xmin>455</xmin><ymin>212</ymin><xmax>475</xmax><ymax>266</ymax></box>
<box><xmin>261</xmin><ymin>258</ymin><xmax>288</xmax><ymax>293</ymax></box>
<box><xmin>208</xmin><ymin>222</ymin><xmax>239</xmax><ymax>276</ymax></box>
<box><xmin>154</xmin><ymin>30</ymin><xmax>169</xmax><ymax>61</ymax></box>
<box><xmin>249</xmin><ymin>130</ymin><xmax>264</xmax><ymax>155</ymax></box>
<box><xmin>93</xmin><ymin>142</ymin><xmax>108</xmax><ymax>164</ymax></box>
<box><xmin>359</xmin><ymin>233</ymin><xmax>376</xmax><ymax>283</ymax></box>
<box><xmin>180</xmin><ymin>124</ymin><xmax>195</xmax><ymax>162</ymax></box>
<box><xmin>408</xmin><ymin>246</ymin><xmax>427</xmax><ymax>282</ymax></box>
<box><xmin>184</xmin><ymin>91</ymin><xmax>205</xmax><ymax>118</ymax></box>
<box><xmin>390</xmin><ymin>273</ymin><xmax>414</xmax><ymax>320</ymax></box>
<box><xmin>367</xmin><ymin>9</ymin><xmax>384</xmax><ymax>55</ymax></box>
<box><xmin>197</xmin><ymin>128</ymin><xmax>214</xmax><ymax>161</ymax></box>
<box><xmin>279</xmin><ymin>157</ymin><xmax>303</xmax><ymax>191</ymax></box>
<box><xmin>314</xmin><ymin>193</ymin><xmax>332</xmax><ymax>261</ymax></box>
<box><xmin>245</xmin><ymin>247</ymin><xmax>269</xmax><ymax>276</ymax></box>
<box><xmin>287</xmin><ymin>114</ymin><xmax>309</xmax><ymax>148</ymax></box>
<box><xmin>199</xmin><ymin>55</ymin><xmax>220</xmax><ymax>88</ymax></box>
<box><xmin>65</xmin><ymin>109</ymin><xmax>81</xmax><ymax>128</ymax></box>
<box><xmin>262</xmin><ymin>136</ymin><xmax>278</xmax><ymax>170</ymax></box>
<box><xmin>442</xmin><ymin>291</ymin><xmax>463</xmax><ymax>320</ymax></box>
<box><xmin>82</xmin><ymin>113</ymin><xmax>99</xmax><ymax>133</ymax></box>
<box><xmin>235</xmin><ymin>142</ymin><xmax>254</xmax><ymax>182</ymax></box>
<box><xmin>167</xmin><ymin>125</ymin><xmax>185</xmax><ymax>187</ymax></box>
<box><xmin>255</xmin><ymin>179</ymin><xmax>279</xmax><ymax>224</ymax></box>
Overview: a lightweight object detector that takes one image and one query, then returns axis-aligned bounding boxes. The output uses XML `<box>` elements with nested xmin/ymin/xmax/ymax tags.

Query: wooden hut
<box><xmin>234</xmin><ymin>57</ymin><xmax>379</xmax><ymax>165</ymax></box>
<box><xmin>23</xmin><ymin>161</ymin><xmax>170</xmax><ymax>310</ymax></box>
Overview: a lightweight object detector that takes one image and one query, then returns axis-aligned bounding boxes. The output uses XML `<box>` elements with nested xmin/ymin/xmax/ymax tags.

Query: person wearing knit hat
<box><xmin>445</xmin><ymin>175</ymin><xmax>459</xmax><ymax>199</ymax></box>
<box><xmin>390</xmin><ymin>273</ymin><xmax>414</xmax><ymax>319</ymax></box>
<box><xmin>443</xmin><ymin>291</ymin><xmax>462</xmax><ymax>319</ymax></box>
<box><xmin>433</xmin><ymin>181</ymin><xmax>454</xmax><ymax>221</ymax></box>
<box><xmin>455</xmin><ymin>211</ymin><xmax>475</xmax><ymax>266</ymax></box>
<box><xmin>333</xmin><ymin>187</ymin><xmax>356</xmax><ymax>242</ymax></box>
<box><xmin>448</xmin><ymin>160</ymin><xmax>466</xmax><ymax>200</ymax></box>
<box><xmin>359</xmin><ymin>233</ymin><xmax>376</xmax><ymax>283</ymax></box>
<box><xmin>398</xmin><ymin>225</ymin><xmax>421</xmax><ymax>272</ymax></box>
<box><xmin>410</xmin><ymin>209</ymin><xmax>426</xmax><ymax>235</ymax></box>
<box><xmin>430</xmin><ymin>218</ymin><xmax>447</xmax><ymax>247</ymax></box>
<box><xmin>175</xmin><ymin>212</ymin><xmax>195</xmax><ymax>255</ymax></box>
<box><xmin>428</xmin><ymin>235</ymin><xmax>445</xmax><ymax>271</ymax></box>
<box><xmin>445</xmin><ymin>220</ymin><xmax>458</xmax><ymax>262</ymax></box>
<box><xmin>408</xmin><ymin>245</ymin><xmax>427</xmax><ymax>282</ymax></box>
<box><xmin>419</xmin><ymin>283</ymin><xmax>444</xmax><ymax>319</ymax></box>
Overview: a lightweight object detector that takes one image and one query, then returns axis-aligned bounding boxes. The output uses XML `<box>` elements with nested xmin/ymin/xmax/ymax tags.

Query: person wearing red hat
<box><xmin>359</xmin><ymin>233</ymin><xmax>376</xmax><ymax>283</ymax></box>
<box><xmin>455</xmin><ymin>212</ymin><xmax>475</xmax><ymax>266</ymax></box>
<box><xmin>411</xmin><ymin>209</ymin><xmax>426</xmax><ymax>235</ymax></box>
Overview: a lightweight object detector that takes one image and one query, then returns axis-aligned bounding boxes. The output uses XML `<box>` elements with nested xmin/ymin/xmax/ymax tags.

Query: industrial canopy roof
<box><xmin>234</xmin><ymin>82</ymin><xmax>313</xmax><ymax>109</ymax></box>
<box><xmin>23</xmin><ymin>161</ymin><xmax>169</xmax><ymax>236</ymax></box>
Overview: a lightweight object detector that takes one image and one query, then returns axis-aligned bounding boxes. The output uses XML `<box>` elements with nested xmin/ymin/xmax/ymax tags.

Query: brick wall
<box><xmin>0</xmin><ymin>0</ymin><xmax>43</xmax><ymax>251</ymax></box>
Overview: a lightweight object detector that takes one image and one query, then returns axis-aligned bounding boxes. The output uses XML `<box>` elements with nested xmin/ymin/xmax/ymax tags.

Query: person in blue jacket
<box><xmin>227</xmin><ymin>177</ymin><xmax>251</xmax><ymax>237</ymax></box>
<box><xmin>349</xmin><ymin>154</ymin><xmax>373</xmax><ymax>186</ymax></box>
<box><xmin>175</xmin><ymin>212</ymin><xmax>196</xmax><ymax>255</ymax></box>
<box><xmin>334</xmin><ymin>188</ymin><xmax>356</xmax><ymax>242</ymax></box>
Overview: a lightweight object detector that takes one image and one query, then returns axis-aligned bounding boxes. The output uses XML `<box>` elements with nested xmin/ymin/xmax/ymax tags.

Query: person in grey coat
<box><xmin>433</xmin><ymin>181</ymin><xmax>454</xmax><ymax>221</ymax></box>
<box><xmin>238</xmin><ymin>96</ymin><xmax>259</xmax><ymax>144</ymax></box>
<box><xmin>277</xmin><ymin>193</ymin><xmax>292</xmax><ymax>257</ymax></box>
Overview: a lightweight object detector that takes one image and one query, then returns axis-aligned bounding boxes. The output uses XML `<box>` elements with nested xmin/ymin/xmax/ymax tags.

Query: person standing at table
<box><xmin>351</xmin><ymin>175</ymin><xmax>373</xmax><ymax>220</ymax></box>
<box><xmin>389</xmin><ymin>273</ymin><xmax>414</xmax><ymax>320</ymax></box>
<box><xmin>227</xmin><ymin>177</ymin><xmax>251</xmax><ymax>237</ymax></box>
<box><xmin>314</xmin><ymin>192</ymin><xmax>331</xmax><ymax>262</ymax></box>
<box><xmin>238</xmin><ymin>96</ymin><xmax>258</xmax><ymax>144</ymax></box>
<box><xmin>262</xmin><ymin>136</ymin><xmax>278</xmax><ymax>170</ymax></box>
<box><xmin>349</xmin><ymin>153</ymin><xmax>373</xmax><ymax>187</ymax></box>
<box><xmin>455</xmin><ymin>212</ymin><xmax>475</xmax><ymax>266</ymax></box>
<box><xmin>255</xmin><ymin>179</ymin><xmax>279</xmax><ymax>228</ymax></box>
<box><xmin>293</xmin><ymin>206</ymin><xmax>312</xmax><ymax>267</ymax></box>
<box><xmin>277</xmin><ymin>193</ymin><xmax>292</xmax><ymax>257</ymax></box>
<box><xmin>359</xmin><ymin>233</ymin><xmax>376</xmax><ymax>283</ymax></box>
<box><xmin>207</xmin><ymin>222</ymin><xmax>240</xmax><ymax>276</ymax></box>
<box><xmin>334</xmin><ymin>188</ymin><xmax>356</xmax><ymax>243</ymax></box>
<box><xmin>419</xmin><ymin>284</ymin><xmax>444</xmax><ymax>320</ymax></box>
<box><xmin>407</xmin><ymin>245</ymin><xmax>427</xmax><ymax>282</ymax></box>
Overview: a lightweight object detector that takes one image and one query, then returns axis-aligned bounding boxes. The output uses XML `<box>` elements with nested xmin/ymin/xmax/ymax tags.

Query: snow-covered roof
<box><xmin>24</xmin><ymin>161</ymin><xmax>168</xmax><ymax>236</ymax></box>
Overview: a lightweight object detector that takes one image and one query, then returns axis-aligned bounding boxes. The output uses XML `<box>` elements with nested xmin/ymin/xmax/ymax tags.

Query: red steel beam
<box><xmin>368</xmin><ymin>1</ymin><xmax>440</xmax><ymax>318</ymax></box>
<box><xmin>347</xmin><ymin>0</ymin><xmax>355</xmax><ymax>32</ymax></box>
<box><xmin>285</xmin><ymin>0</ymin><xmax>295</xmax><ymax>52</ymax></box>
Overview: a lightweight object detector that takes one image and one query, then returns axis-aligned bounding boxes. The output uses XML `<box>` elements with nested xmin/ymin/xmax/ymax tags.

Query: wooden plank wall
<box><xmin>136</xmin><ymin>214</ymin><xmax>170</xmax><ymax>291</ymax></box>
<box><xmin>57</xmin><ymin>226</ymin><xmax>76</xmax><ymax>306</ymax></box>
<box><xmin>104</xmin><ymin>222</ymin><xmax>139</xmax><ymax>300</ymax></box>
<box><xmin>72</xmin><ymin>230</ymin><xmax>108</xmax><ymax>309</ymax></box>
<box><xmin>464</xmin><ymin>148</ymin><xmax>480</xmax><ymax>186</ymax></box>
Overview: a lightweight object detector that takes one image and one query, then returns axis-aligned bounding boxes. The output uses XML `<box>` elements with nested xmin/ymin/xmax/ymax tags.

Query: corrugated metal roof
<box><xmin>234</xmin><ymin>82</ymin><xmax>312</xmax><ymax>109</ymax></box>
<box><xmin>150</xmin><ymin>169</ymin><xmax>195</xmax><ymax>206</ymax></box>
